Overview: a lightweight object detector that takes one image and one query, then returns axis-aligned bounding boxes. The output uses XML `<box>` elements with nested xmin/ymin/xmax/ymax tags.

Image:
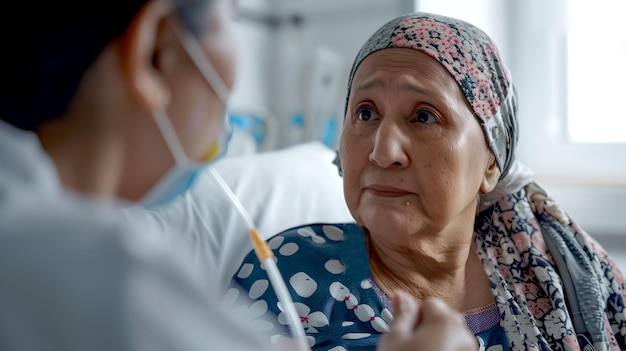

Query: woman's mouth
<box><xmin>365</xmin><ymin>185</ymin><xmax>412</xmax><ymax>197</ymax></box>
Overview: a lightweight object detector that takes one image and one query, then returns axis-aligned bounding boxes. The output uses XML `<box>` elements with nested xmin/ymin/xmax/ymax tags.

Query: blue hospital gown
<box><xmin>230</xmin><ymin>223</ymin><xmax>508</xmax><ymax>350</ymax></box>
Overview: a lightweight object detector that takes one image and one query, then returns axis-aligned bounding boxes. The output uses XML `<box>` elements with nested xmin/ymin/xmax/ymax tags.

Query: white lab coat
<box><xmin>0</xmin><ymin>121</ymin><xmax>273</xmax><ymax>351</ymax></box>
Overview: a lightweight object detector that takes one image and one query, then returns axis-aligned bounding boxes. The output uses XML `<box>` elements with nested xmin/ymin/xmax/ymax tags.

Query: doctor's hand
<box><xmin>377</xmin><ymin>291</ymin><xmax>477</xmax><ymax>351</ymax></box>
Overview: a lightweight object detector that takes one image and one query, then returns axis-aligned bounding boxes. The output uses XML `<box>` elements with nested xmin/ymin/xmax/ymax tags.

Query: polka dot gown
<box><xmin>230</xmin><ymin>223</ymin><xmax>392</xmax><ymax>350</ymax></box>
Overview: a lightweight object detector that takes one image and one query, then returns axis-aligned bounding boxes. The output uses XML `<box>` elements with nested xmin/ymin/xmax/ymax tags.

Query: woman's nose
<box><xmin>369</xmin><ymin>121</ymin><xmax>410</xmax><ymax>169</ymax></box>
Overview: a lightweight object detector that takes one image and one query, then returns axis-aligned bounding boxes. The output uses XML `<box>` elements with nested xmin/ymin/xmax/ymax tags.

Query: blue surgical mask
<box><xmin>141</xmin><ymin>29</ymin><xmax>232</xmax><ymax>209</ymax></box>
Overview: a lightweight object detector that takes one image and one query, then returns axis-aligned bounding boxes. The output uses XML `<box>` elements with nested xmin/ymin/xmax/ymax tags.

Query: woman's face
<box><xmin>340</xmin><ymin>48</ymin><xmax>497</xmax><ymax>242</ymax></box>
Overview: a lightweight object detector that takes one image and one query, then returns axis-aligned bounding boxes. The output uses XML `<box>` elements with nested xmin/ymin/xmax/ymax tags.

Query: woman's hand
<box><xmin>377</xmin><ymin>291</ymin><xmax>477</xmax><ymax>351</ymax></box>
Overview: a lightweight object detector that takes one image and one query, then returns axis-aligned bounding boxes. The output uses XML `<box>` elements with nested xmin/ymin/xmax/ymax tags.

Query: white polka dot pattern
<box><xmin>323</xmin><ymin>225</ymin><xmax>345</xmax><ymax>241</ymax></box>
<box><xmin>279</xmin><ymin>242</ymin><xmax>299</xmax><ymax>256</ymax></box>
<box><xmin>289</xmin><ymin>272</ymin><xmax>317</xmax><ymax>298</ymax></box>
<box><xmin>268</xmin><ymin>236</ymin><xmax>284</xmax><ymax>249</ymax></box>
<box><xmin>237</xmin><ymin>263</ymin><xmax>254</xmax><ymax>279</ymax></box>
<box><xmin>297</xmin><ymin>226</ymin><xmax>327</xmax><ymax>244</ymax></box>
<box><xmin>341</xmin><ymin>333</ymin><xmax>371</xmax><ymax>340</ymax></box>
<box><xmin>324</xmin><ymin>259</ymin><xmax>346</xmax><ymax>274</ymax></box>
<box><xmin>249</xmin><ymin>279</ymin><xmax>269</xmax><ymax>299</ymax></box>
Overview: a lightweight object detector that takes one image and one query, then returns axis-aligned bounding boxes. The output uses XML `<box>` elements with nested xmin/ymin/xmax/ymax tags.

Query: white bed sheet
<box><xmin>122</xmin><ymin>142</ymin><xmax>354</xmax><ymax>291</ymax></box>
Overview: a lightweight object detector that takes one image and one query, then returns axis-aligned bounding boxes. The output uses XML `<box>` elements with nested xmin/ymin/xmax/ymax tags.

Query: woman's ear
<box><xmin>119</xmin><ymin>0</ymin><xmax>174</xmax><ymax>110</ymax></box>
<box><xmin>480</xmin><ymin>154</ymin><xmax>501</xmax><ymax>193</ymax></box>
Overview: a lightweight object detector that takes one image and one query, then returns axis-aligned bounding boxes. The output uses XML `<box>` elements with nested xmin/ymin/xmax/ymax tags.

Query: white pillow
<box><xmin>122</xmin><ymin>141</ymin><xmax>354</xmax><ymax>291</ymax></box>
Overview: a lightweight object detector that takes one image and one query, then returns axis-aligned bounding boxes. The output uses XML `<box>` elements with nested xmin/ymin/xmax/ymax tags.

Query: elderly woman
<box><xmin>230</xmin><ymin>12</ymin><xmax>626</xmax><ymax>351</ymax></box>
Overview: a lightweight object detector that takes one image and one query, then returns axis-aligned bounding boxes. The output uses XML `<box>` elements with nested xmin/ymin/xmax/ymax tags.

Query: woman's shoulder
<box><xmin>236</xmin><ymin>222</ymin><xmax>362</xmax><ymax>265</ymax></box>
<box><xmin>232</xmin><ymin>222</ymin><xmax>369</xmax><ymax>285</ymax></box>
<box><xmin>271</xmin><ymin>222</ymin><xmax>363</xmax><ymax>246</ymax></box>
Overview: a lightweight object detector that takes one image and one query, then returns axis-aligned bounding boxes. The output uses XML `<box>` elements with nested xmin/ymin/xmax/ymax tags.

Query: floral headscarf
<box><xmin>344</xmin><ymin>12</ymin><xmax>518</xmax><ymax>178</ymax></box>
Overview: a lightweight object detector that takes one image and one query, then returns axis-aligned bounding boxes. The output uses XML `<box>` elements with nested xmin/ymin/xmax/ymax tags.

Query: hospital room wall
<box><xmin>269</xmin><ymin>0</ymin><xmax>414</xmax><ymax>149</ymax></box>
<box><xmin>229</xmin><ymin>0</ymin><xmax>275</xmax><ymax>114</ymax></box>
<box><xmin>229</xmin><ymin>0</ymin><xmax>413</xmax><ymax>150</ymax></box>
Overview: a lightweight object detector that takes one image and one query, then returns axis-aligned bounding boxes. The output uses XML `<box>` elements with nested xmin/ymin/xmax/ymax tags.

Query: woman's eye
<box><xmin>356</xmin><ymin>107</ymin><xmax>378</xmax><ymax>122</ymax></box>
<box><xmin>413</xmin><ymin>110</ymin><xmax>437</xmax><ymax>124</ymax></box>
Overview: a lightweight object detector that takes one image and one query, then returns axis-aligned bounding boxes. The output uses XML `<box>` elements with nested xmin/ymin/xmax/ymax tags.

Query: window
<box><xmin>567</xmin><ymin>0</ymin><xmax>626</xmax><ymax>143</ymax></box>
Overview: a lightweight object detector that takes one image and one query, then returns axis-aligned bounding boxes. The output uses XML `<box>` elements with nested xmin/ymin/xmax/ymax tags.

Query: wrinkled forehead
<box><xmin>349</xmin><ymin>48</ymin><xmax>470</xmax><ymax>110</ymax></box>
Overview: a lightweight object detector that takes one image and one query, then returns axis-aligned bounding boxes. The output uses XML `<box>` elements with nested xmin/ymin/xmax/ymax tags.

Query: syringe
<box><xmin>208</xmin><ymin>167</ymin><xmax>311</xmax><ymax>351</ymax></box>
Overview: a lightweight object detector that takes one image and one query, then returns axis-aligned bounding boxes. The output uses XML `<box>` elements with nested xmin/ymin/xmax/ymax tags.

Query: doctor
<box><xmin>0</xmin><ymin>0</ymin><xmax>475</xmax><ymax>350</ymax></box>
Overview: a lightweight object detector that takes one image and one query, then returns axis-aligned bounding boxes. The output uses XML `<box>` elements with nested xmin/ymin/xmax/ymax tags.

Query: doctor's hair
<box><xmin>0</xmin><ymin>0</ymin><xmax>214</xmax><ymax>132</ymax></box>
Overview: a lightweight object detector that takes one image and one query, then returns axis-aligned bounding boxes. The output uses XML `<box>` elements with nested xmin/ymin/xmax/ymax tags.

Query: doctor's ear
<box><xmin>120</xmin><ymin>0</ymin><xmax>176</xmax><ymax>111</ymax></box>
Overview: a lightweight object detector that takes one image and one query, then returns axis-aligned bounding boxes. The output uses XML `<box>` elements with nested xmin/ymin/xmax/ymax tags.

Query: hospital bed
<box><xmin>122</xmin><ymin>134</ymin><xmax>355</xmax><ymax>291</ymax></box>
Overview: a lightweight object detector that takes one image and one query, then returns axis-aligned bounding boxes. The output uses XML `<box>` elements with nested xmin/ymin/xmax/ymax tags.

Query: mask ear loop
<box><xmin>152</xmin><ymin>108</ymin><xmax>191</xmax><ymax>166</ymax></box>
<box><xmin>173</xmin><ymin>25</ymin><xmax>232</xmax><ymax>161</ymax></box>
<box><xmin>153</xmin><ymin>26</ymin><xmax>232</xmax><ymax>168</ymax></box>
<box><xmin>173</xmin><ymin>26</ymin><xmax>230</xmax><ymax>102</ymax></box>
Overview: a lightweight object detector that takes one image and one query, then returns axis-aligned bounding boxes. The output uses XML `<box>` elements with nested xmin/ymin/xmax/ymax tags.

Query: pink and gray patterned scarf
<box><xmin>477</xmin><ymin>185</ymin><xmax>626</xmax><ymax>350</ymax></box>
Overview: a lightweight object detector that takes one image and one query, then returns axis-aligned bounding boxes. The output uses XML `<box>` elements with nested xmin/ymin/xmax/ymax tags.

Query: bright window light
<box><xmin>567</xmin><ymin>0</ymin><xmax>626</xmax><ymax>143</ymax></box>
